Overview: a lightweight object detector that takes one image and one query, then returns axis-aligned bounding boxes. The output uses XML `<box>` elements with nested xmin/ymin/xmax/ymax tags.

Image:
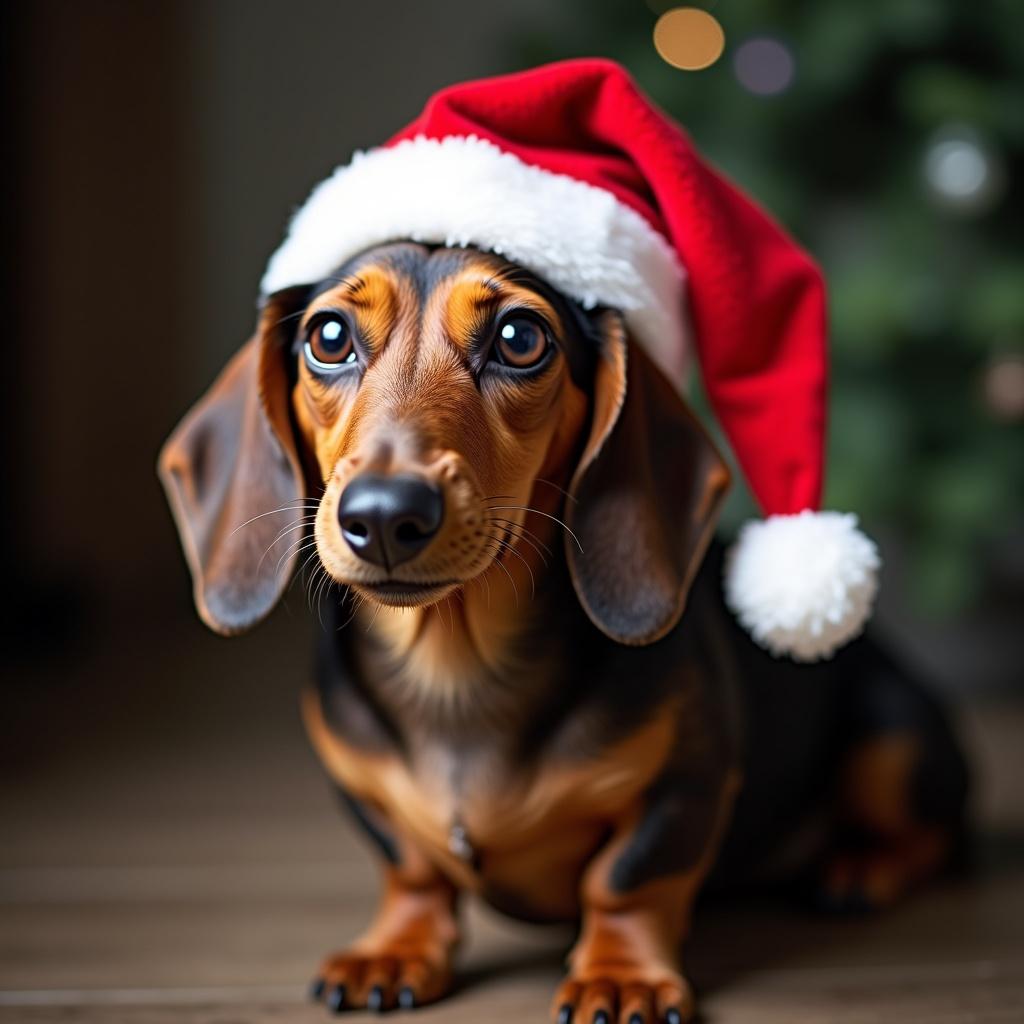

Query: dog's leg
<box><xmin>310</xmin><ymin>797</ymin><xmax>460</xmax><ymax>1013</ymax></box>
<box><xmin>818</xmin><ymin>732</ymin><xmax>967</xmax><ymax>911</ymax></box>
<box><xmin>552</xmin><ymin>770</ymin><xmax>740</xmax><ymax>1024</ymax></box>
<box><xmin>816</xmin><ymin>658</ymin><xmax>969</xmax><ymax>912</ymax></box>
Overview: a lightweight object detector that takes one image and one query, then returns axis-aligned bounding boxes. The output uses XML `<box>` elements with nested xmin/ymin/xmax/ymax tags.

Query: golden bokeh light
<box><xmin>653</xmin><ymin>7</ymin><xmax>726</xmax><ymax>71</ymax></box>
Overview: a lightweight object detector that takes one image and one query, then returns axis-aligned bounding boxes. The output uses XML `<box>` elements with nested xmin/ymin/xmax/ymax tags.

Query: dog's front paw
<box><xmin>309</xmin><ymin>949</ymin><xmax>453</xmax><ymax>1013</ymax></box>
<box><xmin>551</xmin><ymin>968</ymin><xmax>693</xmax><ymax>1024</ymax></box>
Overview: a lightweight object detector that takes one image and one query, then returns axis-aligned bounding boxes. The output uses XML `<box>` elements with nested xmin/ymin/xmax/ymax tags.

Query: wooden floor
<box><xmin>2</xmin><ymin>611</ymin><xmax>1022</xmax><ymax>1023</ymax></box>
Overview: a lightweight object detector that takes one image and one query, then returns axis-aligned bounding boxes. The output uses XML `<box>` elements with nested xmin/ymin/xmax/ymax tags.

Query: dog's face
<box><xmin>291</xmin><ymin>244</ymin><xmax>590</xmax><ymax>608</ymax></box>
<box><xmin>159</xmin><ymin>242</ymin><xmax>729</xmax><ymax>644</ymax></box>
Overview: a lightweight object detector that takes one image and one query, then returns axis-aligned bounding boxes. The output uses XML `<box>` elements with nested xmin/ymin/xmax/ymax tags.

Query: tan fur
<box><xmin>822</xmin><ymin>734</ymin><xmax>953</xmax><ymax>908</ymax></box>
<box><xmin>162</xmin><ymin>243</ymin><xmax>958</xmax><ymax>1020</ymax></box>
<box><xmin>316</xmin><ymin>862</ymin><xmax>460</xmax><ymax>1011</ymax></box>
<box><xmin>293</xmin><ymin>252</ymin><xmax>588</xmax><ymax>696</ymax></box>
<box><xmin>841</xmin><ymin>734</ymin><xmax>920</xmax><ymax>836</ymax></box>
<box><xmin>303</xmin><ymin>687</ymin><xmax>681</xmax><ymax>910</ymax></box>
<box><xmin>286</xmin><ymin>247</ymin><xmax>735</xmax><ymax>1018</ymax></box>
<box><xmin>551</xmin><ymin>770</ymin><xmax>741</xmax><ymax>1022</ymax></box>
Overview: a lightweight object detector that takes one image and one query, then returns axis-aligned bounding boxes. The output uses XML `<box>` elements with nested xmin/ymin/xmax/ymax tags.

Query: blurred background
<box><xmin>2</xmin><ymin>0</ymin><xmax>1021</xmax><ymax>692</ymax></box>
<box><xmin>521</xmin><ymin>0</ymin><xmax>1024</xmax><ymax>691</ymax></box>
<box><xmin>1</xmin><ymin>1</ymin><xmax>1021</xmax><ymax>1019</ymax></box>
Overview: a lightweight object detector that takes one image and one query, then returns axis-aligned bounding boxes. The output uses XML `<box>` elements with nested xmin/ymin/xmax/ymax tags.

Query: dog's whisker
<box><xmin>533</xmin><ymin>477</ymin><xmax>578</xmax><ymax>505</ymax></box>
<box><xmin>501</xmin><ymin>531</ymin><xmax>549</xmax><ymax>569</ymax></box>
<box><xmin>306</xmin><ymin>563</ymin><xmax>327</xmax><ymax>614</ymax></box>
<box><xmin>487</xmin><ymin>530</ymin><xmax>536</xmax><ymax>599</ymax></box>
<box><xmin>303</xmin><ymin>563</ymin><xmax>318</xmax><ymax>608</ymax></box>
<box><xmin>275</xmin><ymin>275</ymin><xmax>364</xmax><ymax>333</ymax></box>
<box><xmin>482</xmin><ymin>564</ymin><xmax>491</xmax><ymax>607</ymax></box>
<box><xmin>289</xmin><ymin>546</ymin><xmax>324</xmax><ymax>597</ymax></box>
<box><xmin>229</xmin><ymin>501</ymin><xmax>320</xmax><ymax>537</ymax></box>
<box><xmin>492</xmin><ymin>551</ymin><xmax>519</xmax><ymax>607</ymax></box>
<box><xmin>270</xmin><ymin>309</ymin><xmax>306</xmax><ymax>336</ymax></box>
<box><xmin>318</xmin><ymin>566</ymin><xmax>336</xmax><ymax>610</ymax></box>
<box><xmin>319</xmin><ymin>575</ymin><xmax>333</xmax><ymax>617</ymax></box>
<box><xmin>308</xmin><ymin>567</ymin><xmax>321</xmax><ymax>619</ymax></box>
<box><xmin>256</xmin><ymin>524</ymin><xmax>315</xmax><ymax>573</ymax></box>
<box><xmin>438</xmin><ymin>595</ymin><xmax>455</xmax><ymax>638</ymax></box>
<box><xmin>480</xmin><ymin>497</ymin><xmax>555</xmax><ymax>561</ymax></box>
<box><xmin>487</xmin><ymin>517</ymin><xmax>551</xmax><ymax>564</ymax></box>
<box><xmin>263</xmin><ymin>533</ymin><xmax>314</xmax><ymax>580</ymax></box>
<box><xmin>337</xmin><ymin>591</ymin><xmax>365</xmax><ymax>632</ymax></box>
<box><xmin>478</xmin><ymin>538</ymin><xmax>519</xmax><ymax>607</ymax></box>
<box><xmin>493</xmin><ymin>515</ymin><xmax>552</xmax><ymax>551</ymax></box>
<box><xmin>470</xmin><ymin>561</ymin><xmax>492</xmax><ymax>609</ymax></box>
<box><xmin>486</xmin><ymin>505</ymin><xmax>583</xmax><ymax>553</ymax></box>
<box><xmin>364</xmin><ymin>598</ymin><xmax>384</xmax><ymax>633</ymax></box>
<box><xmin>256</xmin><ymin>518</ymin><xmax>319</xmax><ymax>574</ymax></box>
<box><xmin>314</xmin><ymin>568</ymin><xmax>335</xmax><ymax>631</ymax></box>
<box><xmin>276</xmin><ymin>538</ymin><xmax>319</xmax><ymax>580</ymax></box>
<box><xmin>266</xmin><ymin>515</ymin><xmax>319</xmax><ymax>543</ymax></box>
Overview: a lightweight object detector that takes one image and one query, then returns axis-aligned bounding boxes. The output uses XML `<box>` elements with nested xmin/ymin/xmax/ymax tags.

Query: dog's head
<box><xmin>159</xmin><ymin>243</ymin><xmax>729</xmax><ymax>644</ymax></box>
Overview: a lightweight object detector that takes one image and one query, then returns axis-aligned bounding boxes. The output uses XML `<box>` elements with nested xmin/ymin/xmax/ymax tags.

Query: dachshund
<box><xmin>159</xmin><ymin>242</ymin><xmax>968</xmax><ymax>1023</ymax></box>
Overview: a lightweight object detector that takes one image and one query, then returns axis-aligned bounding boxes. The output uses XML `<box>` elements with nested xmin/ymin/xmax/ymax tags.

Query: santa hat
<box><xmin>261</xmin><ymin>58</ymin><xmax>879</xmax><ymax>661</ymax></box>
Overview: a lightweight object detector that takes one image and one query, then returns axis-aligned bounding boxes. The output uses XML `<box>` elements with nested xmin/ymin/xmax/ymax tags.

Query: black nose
<box><xmin>337</xmin><ymin>473</ymin><xmax>444</xmax><ymax>569</ymax></box>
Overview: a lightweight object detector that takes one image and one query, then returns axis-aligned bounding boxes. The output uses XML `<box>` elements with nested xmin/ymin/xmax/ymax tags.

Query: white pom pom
<box><xmin>724</xmin><ymin>511</ymin><xmax>880</xmax><ymax>662</ymax></box>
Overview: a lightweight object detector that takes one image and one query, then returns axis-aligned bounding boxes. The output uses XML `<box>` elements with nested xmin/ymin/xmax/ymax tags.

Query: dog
<box><xmin>160</xmin><ymin>241</ymin><xmax>968</xmax><ymax>1023</ymax></box>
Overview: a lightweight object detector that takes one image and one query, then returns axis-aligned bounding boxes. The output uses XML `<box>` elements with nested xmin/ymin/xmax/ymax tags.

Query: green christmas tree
<box><xmin>519</xmin><ymin>0</ymin><xmax>1024</xmax><ymax>617</ymax></box>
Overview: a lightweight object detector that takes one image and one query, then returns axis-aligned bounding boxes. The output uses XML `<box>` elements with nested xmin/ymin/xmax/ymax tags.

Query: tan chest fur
<box><xmin>302</xmin><ymin>689</ymin><xmax>676</xmax><ymax>910</ymax></box>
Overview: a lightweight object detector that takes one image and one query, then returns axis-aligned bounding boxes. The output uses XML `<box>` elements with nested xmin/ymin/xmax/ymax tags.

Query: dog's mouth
<box><xmin>351</xmin><ymin>578</ymin><xmax>460</xmax><ymax>607</ymax></box>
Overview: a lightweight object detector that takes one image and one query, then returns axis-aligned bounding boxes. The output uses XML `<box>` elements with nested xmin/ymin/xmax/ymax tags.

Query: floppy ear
<box><xmin>158</xmin><ymin>289</ymin><xmax>308</xmax><ymax>635</ymax></box>
<box><xmin>566</xmin><ymin>310</ymin><xmax>731</xmax><ymax>646</ymax></box>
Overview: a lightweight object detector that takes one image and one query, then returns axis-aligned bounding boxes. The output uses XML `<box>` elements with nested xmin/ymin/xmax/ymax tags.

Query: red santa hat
<box><xmin>261</xmin><ymin>58</ymin><xmax>879</xmax><ymax>661</ymax></box>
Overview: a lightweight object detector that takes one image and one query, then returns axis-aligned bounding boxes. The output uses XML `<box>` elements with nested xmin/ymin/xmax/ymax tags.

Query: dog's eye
<box><xmin>305</xmin><ymin>316</ymin><xmax>356</xmax><ymax>370</ymax></box>
<box><xmin>493</xmin><ymin>315</ymin><xmax>549</xmax><ymax>369</ymax></box>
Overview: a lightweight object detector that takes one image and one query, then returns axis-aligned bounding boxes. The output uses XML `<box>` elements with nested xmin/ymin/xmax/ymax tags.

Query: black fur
<box><xmin>299</xmin><ymin>247</ymin><xmax>968</xmax><ymax>906</ymax></box>
<box><xmin>334</xmin><ymin>785</ymin><xmax>400</xmax><ymax>866</ymax></box>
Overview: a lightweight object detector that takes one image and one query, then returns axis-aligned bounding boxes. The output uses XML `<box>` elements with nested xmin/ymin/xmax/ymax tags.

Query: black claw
<box><xmin>666</xmin><ymin>1009</ymin><xmax>683</xmax><ymax>1024</ymax></box>
<box><xmin>367</xmin><ymin>985</ymin><xmax>386</xmax><ymax>1013</ymax></box>
<box><xmin>327</xmin><ymin>984</ymin><xmax>347</xmax><ymax>1013</ymax></box>
<box><xmin>557</xmin><ymin>1006</ymin><xmax>574</xmax><ymax>1024</ymax></box>
<box><xmin>593</xmin><ymin>1012</ymin><xmax>610</xmax><ymax>1024</ymax></box>
<box><xmin>398</xmin><ymin>986</ymin><xmax>416</xmax><ymax>1010</ymax></box>
<box><xmin>309</xmin><ymin>978</ymin><xmax>326</xmax><ymax>1001</ymax></box>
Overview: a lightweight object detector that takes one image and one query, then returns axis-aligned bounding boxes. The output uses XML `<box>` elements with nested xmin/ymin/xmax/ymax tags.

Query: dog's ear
<box><xmin>565</xmin><ymin>310</ymin><xmax>731</xmax><ymax>645</ymax></box>
<box><xmin>158</xmin><ymin>288</ymin><xmax>308</xmax><ymax>635</ymax></box>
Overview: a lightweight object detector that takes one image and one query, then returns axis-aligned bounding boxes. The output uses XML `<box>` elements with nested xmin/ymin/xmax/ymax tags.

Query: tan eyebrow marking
<box><xmin>441</xmin><ymin>274</ymin><xmax>563</xmax><ymax>356</ymax></box>
<box><xmin>443</xmin><ymin>277</ymin><xmax>504</xmax><ymax>354</ymax></box>
<box><xmin>303</xmin><ymin>268</ymin><xmax>400</xmax><ymax>351</ymax></box>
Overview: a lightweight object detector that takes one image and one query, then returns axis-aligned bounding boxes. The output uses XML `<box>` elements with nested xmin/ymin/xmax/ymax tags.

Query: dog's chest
<box><xmin>304</xmin><ymin>687</ymin><xmax>675</xmax><ymax>899</ymax></box>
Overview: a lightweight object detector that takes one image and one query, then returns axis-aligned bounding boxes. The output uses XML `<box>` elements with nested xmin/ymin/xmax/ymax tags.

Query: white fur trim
<box><xmin>261</xmin><ymin>135</ymin><xmax>690</xmax><ymax>388</ymax></box>
<box><xmin>724</xmin><ymin>511</ymin><xmax>880</xmax><ymax>662</ymax></box>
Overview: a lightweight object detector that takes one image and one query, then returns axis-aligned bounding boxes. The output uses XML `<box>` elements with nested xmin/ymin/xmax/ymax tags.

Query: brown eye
<box><xmin>305</xmin><ymin>316</ymin><xmax>356</xmax><ymax>369</ymax></box>
<box><xmin>493</xmin><ymin>315</ymin><xmax>549</xmax><ymax>369</ymax></box>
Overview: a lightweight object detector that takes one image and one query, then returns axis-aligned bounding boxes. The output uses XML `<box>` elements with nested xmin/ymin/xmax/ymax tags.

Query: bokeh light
<box><xmin>924</xmin><ymin>126</ymin><xmax>1005</xmax><ymax>215</ymax></box>
<box><xmin>733</xmin><ymin>37</ymin><xmax>795</xmax><ymax>96</ymax></box>
<box><xmin>653</xmin><ymin>8</ymin><xmax>725</xmax><ymax>71</ymax></box>
<box><xmin>983</xmin><ymin>353</ymin><xmax>1024</xmax><ymax>422</ymax></box>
